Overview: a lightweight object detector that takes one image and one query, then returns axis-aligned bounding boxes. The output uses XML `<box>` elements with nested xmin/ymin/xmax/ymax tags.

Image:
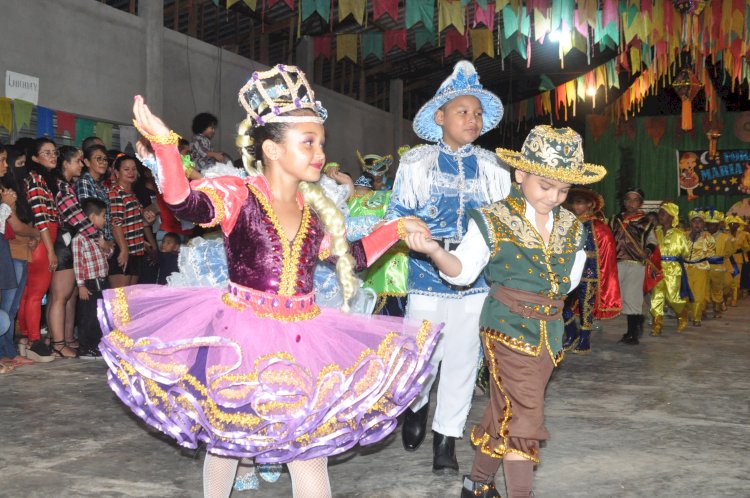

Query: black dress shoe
<box><xmin>402</xmin><ymin>404</ymin><xmax>429</xmax><ymax>451</ymax></box>
<box><xmin>433</xmin><ymin>431</ymin><xmax>459</xmax><ymax>474</ymax></box>
<box><xmin>460</xmin><ymin>475</ymin><xmax>502</xmax><ymax>497</ymax></box>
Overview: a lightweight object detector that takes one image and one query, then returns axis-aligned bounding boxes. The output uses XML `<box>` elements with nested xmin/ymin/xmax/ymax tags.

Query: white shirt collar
<box><xmin>524</xmin><ymin>200</ymin><xmax>554</xmax><ymax>234</ymax></box>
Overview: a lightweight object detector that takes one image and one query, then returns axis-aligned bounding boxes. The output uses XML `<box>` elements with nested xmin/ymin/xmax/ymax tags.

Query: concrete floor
<box><xmin>2</xmin><ymin>301</ymin><xmax>749</xmax><ymax>498</ymax></box>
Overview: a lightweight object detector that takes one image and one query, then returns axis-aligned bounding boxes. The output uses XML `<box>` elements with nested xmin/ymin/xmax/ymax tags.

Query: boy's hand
<box><xmin>404</xmin><ymin>232</ymin><xmax>441</xmax><ymax>256</ymax></box>
<box><xmin>1</xmin><ymin>188</ymin><xmax>17</xmax><ymax>207</ymax></box>
<box><xmin>143</xmin><ymin>209</ymin><xmax>157</xmax><ymax>225</ymax></box>
<box><xmin>117</xmin><ymin>248</ymin><xmax>129</xmax><ymax>270</ymax></box>
<box><xmin>78</xmin><ymin>285</ymin><xmax>91</xmax><ymax>301</ymax></box>
<box><xmin>401</xmin><ymin>217</ymin><xmax>431</xmax><ymax>238</ymax></box>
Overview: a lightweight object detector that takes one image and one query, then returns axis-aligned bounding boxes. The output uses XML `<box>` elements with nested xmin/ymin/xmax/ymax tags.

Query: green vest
<box><xmin>469</xmin><ymin>187</ymin><xmax>585</xmax><ymax>365</ymax></box>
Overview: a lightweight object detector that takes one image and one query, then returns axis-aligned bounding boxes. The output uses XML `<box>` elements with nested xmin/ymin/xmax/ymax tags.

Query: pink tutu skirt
<box><xmin>98</xmin><ymin>284</ymin><xmax>439</xmax><ymax>463</ymax></box>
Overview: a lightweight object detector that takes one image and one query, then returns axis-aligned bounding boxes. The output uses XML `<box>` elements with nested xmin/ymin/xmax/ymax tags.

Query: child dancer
<box><xmin>405</xmin><ymin>126</ymin><xmax>601</xmax><ymax>498</ymax></box>
<box><xmin>100</xmin><ymin>65</ymin><xmax>440</xmax><ymax>498</ymax></box>
<box><xmin>685</xmin><ymin>210</ymin><xmax>715</xmax><ymax>326</ymax></box>
<box><xmin>726</xmin><ymin>215</ymin><xmax>750</xmax><ymax>306</ymax></box>
<box><xmin>649</xmin><ymin>203</ymin><xmax>690</xmax><ymax>336</ymax></box>
<box><xmin>388</xmin><ymin>60</ymin><xmax>511</xmax><ymax>473</ymax></box>
<box><xmin>562</xmin><ymin>187</ymin><xmax>621</xmax><ymax>353</ymax></box>
<box><xmin>704</xmin><ymin>210</ymin><xmax>734</xmax><ymax>318</ymax></box>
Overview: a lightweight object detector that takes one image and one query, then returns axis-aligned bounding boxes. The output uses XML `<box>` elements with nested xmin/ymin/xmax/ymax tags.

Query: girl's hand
<box><xmin>1</xmin><ymin>189</ymin><xmax>17</xmax><ymax>207</ymax></box>
<box><xmin>48</xmin><ymin>251</ymin><xmax>58</xmax><ymax>272</ymax></box>
<box><xmin>401</xmin><ymin>217</ymin><xmax>431</xmax><ymax>238</ymax></box>
<box><xmin>404</xmin><ymin>232</ymin><xmax>441</xmax><ymax>256</ymax></box>
<box><xmin>117</xmin><ymin>248</ymin><xmax>129</xmax><ymax>270</ymax></box>
<box><xmin>133</xmin><ymin>95</ymin><xmax>170</xmax><ymax>139</ymax></box>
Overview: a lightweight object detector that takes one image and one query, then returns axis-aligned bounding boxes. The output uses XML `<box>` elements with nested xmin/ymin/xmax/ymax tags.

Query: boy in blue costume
<box><xmin>385</xmin><ymin>60</ymin><xmax>511</xmax><ymax>473</ymax></box>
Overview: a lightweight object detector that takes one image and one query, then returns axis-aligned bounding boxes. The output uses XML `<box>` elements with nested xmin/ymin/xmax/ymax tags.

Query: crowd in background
<box><xmin>0</xmin><ymin>112</ymin><xmax>234</xmax><ymax>370</ymax></box>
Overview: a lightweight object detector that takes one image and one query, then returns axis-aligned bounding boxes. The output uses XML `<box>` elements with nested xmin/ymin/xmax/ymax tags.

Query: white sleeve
<box><xmin>439</xmin><ymin>219</ymin><xmax>490</xmax><ymax>286</ymax></box>
<box><xmin>0</xmin><ymin>203</ymin><xmax>11</xmax><ymax>235</ymax></box>
<box><xmin>568</xmin><ymin>249</ymin><xmax>587</xmax><ymax>290</ymax></box>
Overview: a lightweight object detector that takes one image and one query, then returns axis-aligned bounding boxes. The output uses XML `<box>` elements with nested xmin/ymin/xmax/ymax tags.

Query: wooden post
<box><xmin>359</xmin><ymin>66</ymin><xmax>366</xmax><ymax>101</ymax></box>
<box><xmin>173</xmin><ymin>0</ymin><xmax>180</xmax><ymax>30</ymax></box>
<box><xmin>188</xmin><ymin>0</ymin><xmax>198</xmax><ymax>37</ymax></box>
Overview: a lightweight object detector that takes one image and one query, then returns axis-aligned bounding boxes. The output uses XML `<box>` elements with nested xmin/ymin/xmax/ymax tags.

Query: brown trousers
<box><xmin>471</xmin><ymin>333</ymin><xmax>555</xmax><ymax>468</ymax></box>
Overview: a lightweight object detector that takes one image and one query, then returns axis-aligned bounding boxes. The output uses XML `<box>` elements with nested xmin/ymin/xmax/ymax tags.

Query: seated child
<box><xmin>156</xmin><ymin>232</ymin><xmax>181</xmax><ymax>285</ymax></box>
<box><xmin>405</xmin><ymin>125</ymin><xmax>604</xmax><ymax>498</ymax></box>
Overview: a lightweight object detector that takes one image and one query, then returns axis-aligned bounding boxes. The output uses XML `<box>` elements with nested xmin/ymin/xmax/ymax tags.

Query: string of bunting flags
<box><xmin>216</xmin><ymin>0</ymin><xmax>750</xmax><ymax>124</ymax></box>
<box><xmin>0</xmin><ymin>97</ymin><xmax>134</xmax><ymax>150</ymax></box>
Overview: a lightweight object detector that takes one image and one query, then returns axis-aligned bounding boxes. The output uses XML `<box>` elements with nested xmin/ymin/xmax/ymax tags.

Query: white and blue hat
<box><xmin>412</xmin><ymin>60</ymin><xmax>503</xmax><ymax>143</ymax></box>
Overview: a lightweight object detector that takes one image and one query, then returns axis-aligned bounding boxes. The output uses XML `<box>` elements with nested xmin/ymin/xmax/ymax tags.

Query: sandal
<box><xmin>17</xmin><ymin>338</ymin><xmax>29</xmax><ymax>357</ymax></box>
<box><xmin>50</xmin><ymin>340</ymin><xmax>78</xmax><ymax>359</ymax></box>
<box><xmin>0</xmin><ymin>363</ymin><xmax>15</xmax><ymax>374</ymax></box>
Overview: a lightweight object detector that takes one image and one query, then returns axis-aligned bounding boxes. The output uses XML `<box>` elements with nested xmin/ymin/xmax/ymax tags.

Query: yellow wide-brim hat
<box><xmin>496</xmin><ymin>125</ymin><xmax>606</xmax><ymax>185</ymax></box>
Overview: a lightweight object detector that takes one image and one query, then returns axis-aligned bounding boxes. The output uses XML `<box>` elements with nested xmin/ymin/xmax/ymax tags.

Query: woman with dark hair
<box><xmin>77</xmin><ymin>144</ymin><xmax>113</xmax><ymax>244</ymax></box>
<box><xmin>0</xmin><ymin>145</ymin><xmax>40</xmax><ymax>365</ymax></box>
<box><xmin>47</xmin><ymin>146</ymin><xmax>103</xmax><ymax>358</ymax></box>
<box><xmin>189</xmin><ymin>112</ymin><xmax>226</xmax><ymax>172</ymax></box>
<box><xmin>18</xmin><ymin>138</ymin><xmax>60</xmax><ymax>359</ymax></box>
<box><xmin>107</xmin><ymin>154</ymin><xmax>157</xmax><ymax>288</ymax></box>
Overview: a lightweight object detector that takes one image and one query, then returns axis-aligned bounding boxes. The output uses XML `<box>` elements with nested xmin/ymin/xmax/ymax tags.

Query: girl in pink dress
<box><xmin>99</xmin><ymin>65</ymin><xmax>440</xmax><ymax>497</ymax></box>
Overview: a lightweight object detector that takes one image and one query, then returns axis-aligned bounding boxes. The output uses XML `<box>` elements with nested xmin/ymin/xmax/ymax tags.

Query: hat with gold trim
<box><xmin>496</xmin><ymin>125</ymin><xmax>606</xmax><ymax>185</ymax></box>
<box><xmin>688</xmin><ymin>209</ymin><xmax>705</xmax><ymax>220</ymax></box>
<box><xmin>703</xmin><ymin>208</ymin><xmax>724</xmax><ymax>224</ymax></box>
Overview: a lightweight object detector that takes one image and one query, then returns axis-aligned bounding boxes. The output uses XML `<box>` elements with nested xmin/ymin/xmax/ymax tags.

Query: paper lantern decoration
<box><xmin>706</xmin><ymin>128</ymin><xmax>721</xmax><ymax>160</ymax></box>
<box><xmin>672</xmin><ymin>68</ymin><xmax>703</xmax><ymax>131</ymax></box>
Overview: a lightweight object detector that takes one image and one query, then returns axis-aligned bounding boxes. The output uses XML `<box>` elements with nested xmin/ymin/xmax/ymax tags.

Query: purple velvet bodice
<box><xmin>171</xmin><ymin>183</ymin><xmax>367</xmax><ymax>295</ymax></box>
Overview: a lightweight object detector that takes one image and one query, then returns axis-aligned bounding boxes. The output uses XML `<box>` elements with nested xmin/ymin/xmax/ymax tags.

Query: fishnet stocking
<box><xmin>287</xmin><ymin>457</ymin><xmax>331</xmax><ymax>498</ymax></box>
<box><xmin>202</xmin><ymin>453</ymin><xmax>239</xmax><ymax>498</ymax></box>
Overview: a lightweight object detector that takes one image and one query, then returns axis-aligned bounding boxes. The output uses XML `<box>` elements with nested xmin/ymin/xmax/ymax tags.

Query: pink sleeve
<box><xmin>188</xmin><ymin>176</ymin><xmax>250</xmax><ymax>235</ymax></box>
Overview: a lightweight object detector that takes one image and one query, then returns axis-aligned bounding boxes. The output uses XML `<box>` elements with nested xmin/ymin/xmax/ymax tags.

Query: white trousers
<box><xmin>406</xmin><ymin>292</ymin><xmax>486</xmax><ymax>438</ymax></box>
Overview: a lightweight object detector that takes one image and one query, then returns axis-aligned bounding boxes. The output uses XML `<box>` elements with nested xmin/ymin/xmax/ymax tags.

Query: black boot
<box><xmin>402</xmin><ymin>404</ymin><xmax>429</xmax><ymax>451</ymax></box>
<box><xmin>618</xmin><ymin>315</ymin><xmax>633</xmax><ymax>343</ymax></box>
<box><xmin>623</xmin><ymin>315</ymin><xmax>639</xmax><ymax>345</ymax></box>
<box><xmin>636</xmin><ymin>314</ymin><xmax>645</xmax><ymax>338</ymax></box>
<box><xmin>460</xmin><ymin>475</ymin><xmax>502</xmax><ymax>498</ymax></box>
<box><xmin>433</xmin><ymin>432</ymin><xmax>459</xmax><ymax>474</ymax></box>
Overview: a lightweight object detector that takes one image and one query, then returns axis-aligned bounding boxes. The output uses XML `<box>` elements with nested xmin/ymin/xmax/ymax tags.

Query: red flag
<box><xmin>56</xmin><ymin>111</ymin><xmax>76</xmax><ymax>139</ymax></box>
<box><xmin>473</xmin><ymin>2</ymin><xmax>494</xmax><ymax>31</ymax></box>
<box><xmin>444</xmin><ymin>28</ymin><xmax>468</xmax><ymax>57</ymax></box>
<box><xmin>267</xmin><ymin>0</ymin><xmax>293</xmax><ymax>9</ymax></box>
<box><xmin>314</xmin><ymin>34</ymin><xmax>333</xmax><ymax>60</ymax></box>
<box><xmin>384</xmin><ymin>29</ymin><xmax>407</xmax><ymax>54</ymax></box>
<box><xmin>373</xmin><ymin>0</ymin><xmax>398</xmax><ymax>21</ymax></box>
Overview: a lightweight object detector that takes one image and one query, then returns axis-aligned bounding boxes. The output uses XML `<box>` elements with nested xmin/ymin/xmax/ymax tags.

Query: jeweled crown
<box><xmin>238</xmin><ymin>64</ymin><xmax>327</xmax><ymax>126</ymax></box>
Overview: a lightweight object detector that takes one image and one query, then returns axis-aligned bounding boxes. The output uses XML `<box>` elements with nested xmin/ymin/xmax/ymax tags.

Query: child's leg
<box><xmin>202</xmin><ymin>453</ymin><xmax>239</xmax><ymax>498</ymax></box>
<box><xmin>649</xmin><ymin>281</ymin><xmax>667</xmax><ymax>335</ymax></box>
<box><xmin>287</xmin><ymin>458</ymin><xmax>331</xmax><ymax>498</ymax></box>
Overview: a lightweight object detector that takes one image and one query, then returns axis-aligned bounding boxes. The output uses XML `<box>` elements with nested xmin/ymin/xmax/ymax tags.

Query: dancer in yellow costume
<box><xmin>685</xmin><ymin>210</ymin><xmax>715</xmax><ymax>327</ymax></box>
<box><xmin>650</xmin><ymin>203</ymin><xmax>690</xmax><ymax>336</ymax></box>
<box><xmin>704</xmin><ymin>210</ymin><xmax>735</xmax><ymax>318</ymax></box>
<box><xmin>726</xmin><ymin>215</ymin><xmax>750</xmax><ymax>306</ymax></box>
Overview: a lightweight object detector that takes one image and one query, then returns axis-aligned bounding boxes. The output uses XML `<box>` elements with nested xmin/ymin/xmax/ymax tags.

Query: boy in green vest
<box><xmin>404</xmin><ymin>126</ymin><xmax>605</xmax><ymax>498</ymax></box>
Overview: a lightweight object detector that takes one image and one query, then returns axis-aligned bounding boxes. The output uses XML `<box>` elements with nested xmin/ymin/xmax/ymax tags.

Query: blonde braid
<box><xmin>236</xmin><ymin>118</ymin><xmax>261</xmax><ymax>176</ymax></box>
<box><xmin>297</xmin><ymin>181</ymin><xmax>357</xmax><ymax>312</ymax></box>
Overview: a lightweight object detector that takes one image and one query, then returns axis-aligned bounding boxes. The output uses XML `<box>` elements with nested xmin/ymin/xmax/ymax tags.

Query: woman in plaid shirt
<box><xmin>108</xmin><ymin>154</ymin><xmax>157</xmax><ymax>288</ymax></box>
<box><xmin>76</xmin><ymin>144</ymin><xmax>113</xmax><ymax>243</ymax></box>
<box><xmin>18</xmin><ymin>138</ymin><xmax>60</xmax><ymax>358</ymax></box>
<box><xmin>47</xmin><ymin>146</ymin><xmax>102</xmax><ymax>358</ymax></box>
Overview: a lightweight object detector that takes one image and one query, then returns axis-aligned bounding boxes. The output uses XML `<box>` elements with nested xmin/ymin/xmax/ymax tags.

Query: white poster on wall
<box><xmin>5</xmin><ymin>71</ymin><xmax>39</xmax><ymax>105</ymax></box>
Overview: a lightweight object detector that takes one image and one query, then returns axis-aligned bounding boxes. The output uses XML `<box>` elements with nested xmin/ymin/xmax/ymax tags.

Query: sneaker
<box><xmin>79</xmin><ymin>346</ymin><xmax>103</xmax><ymax>360</ymax></box>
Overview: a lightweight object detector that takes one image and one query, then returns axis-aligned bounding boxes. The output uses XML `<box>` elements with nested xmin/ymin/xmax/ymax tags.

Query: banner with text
<box><xmin>677</xmin><ymin>149</ymin><xmax>750</xmax><ymax>200</ymax></box>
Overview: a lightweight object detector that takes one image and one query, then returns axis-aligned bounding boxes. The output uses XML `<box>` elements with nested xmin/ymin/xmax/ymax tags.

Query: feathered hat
<box><xmin>412</xmin><ymin>60</ymin><xmax>503</xmax><ymax>143</ymax></box>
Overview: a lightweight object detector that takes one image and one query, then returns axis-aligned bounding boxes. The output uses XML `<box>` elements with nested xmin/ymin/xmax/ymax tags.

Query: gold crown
<box><xmin>238</xmin><ymin>64</ymin><xmax>327</xmax><ymax>126</ymax></box>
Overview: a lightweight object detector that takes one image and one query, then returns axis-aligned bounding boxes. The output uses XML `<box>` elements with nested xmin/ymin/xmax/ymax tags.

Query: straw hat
<box><xmin>496</xmin><ymin>125</ymin><xmax>606</xmax><ymax>185</ymax></box>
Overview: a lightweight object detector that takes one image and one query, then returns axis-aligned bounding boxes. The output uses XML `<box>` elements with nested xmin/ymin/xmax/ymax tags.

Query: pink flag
<box><xmin>444</xmin><ymin>28</ymin><xmax>468</xmax><ymax>57</ymax></box>
<box><xmin>474</xmin><ymin>2</ymin><xmax>494</xmax><ymax>31</ymax></box>
<box><xmin>56</xmin><ymin>111</ymin><xmax>76</xmax><ymax>139</ymax></box>
<box><xmin>373</xmin><ymin>0</ymin><xmax>398</xmax><ymax>21</ymax></box>
<box><xmin>314</xmin><ymin>35</ymin><xmax>332</xmax><ymax>60</ymax></box>
<box><xmin>384</xmin><ymin>29</ymin><xmax>407</xmax><ymax>54</ymax></box>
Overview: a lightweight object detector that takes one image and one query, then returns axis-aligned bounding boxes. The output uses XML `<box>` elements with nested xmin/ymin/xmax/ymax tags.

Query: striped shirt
<box><xmin>25</xmin><ymin>171</ymin><xmax>58</xmax><ymax>232</ymax></box>
<box><xmin>75</xmin><ymin>171</ymin><xmax>112</xmax><ymax>240</ymax></box>
<box><xmin>56</xmin><ymin>179</ymin><xmax>98</xmax><ymax>238</ymax></box>
<box><xmin>72</xmin><ymin>232</ymin><xmax>109</xmax><ymax>285</ymax></box>
<box><xmin>108</xmin><ymin>184</ymin><xmax>145</xmax><ymax>256</ymax></box>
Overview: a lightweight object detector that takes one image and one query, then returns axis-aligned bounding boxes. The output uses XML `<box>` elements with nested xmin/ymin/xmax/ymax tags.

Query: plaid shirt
<box><xmin>109</xmin><ymin>184</ymin><xmax>145</xmax><ymax>256</ymax></box>
<box><xmin>25</xmin><ymin>171</ymin><xmax>58</xmax><ymax>232</ymax></box>
<box><xmin>72</xmin><ymin>232</ymin><xmax>109</xmax><ymax>285</ymax></box>
<box><xmin>190</xmin><ymin>134</ymin><xmax>216</xmax><ymax>172</ymax></box>
<box><xmin>75</xmin><ymin>171</ymin><xmax>112</xmax><ymax>240</ymax></box>
<box><xmin>56</xmin><ymin>179</ymin><xmax>98</xmax><ymax>238</ymax></box>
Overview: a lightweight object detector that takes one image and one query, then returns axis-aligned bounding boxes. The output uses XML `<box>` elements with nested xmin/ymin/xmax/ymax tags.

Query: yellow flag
<box><xmin>0</xmin><ymin>97</ymin><xmax>12</xmax><ymax>133</ymax></box>
<box><xmin>533</xmin><ymin>8</ymin><xmax>550</xmax><ymax>42</ymax></box>
<box><xmin>337</xmin><ymin>34</ymin><xmax>358</xmax><ymax>62</ymax></box>
<box><xmin>470</xmin><ymin>28</ymin><xmax>494</xmax><ymax>60</ymax></box>
<box><xmin>243</xmin><ymin>0</ymin><xmax>257</xmax><ymax>10</ymax></box>
<box><xmin>226</xmin><ymin>0</ymin><xmax>240</xmax><ymax>7</ymax></box>
<box><xmin>439</xmin><ymin>0</ymin><xmax>465</xmax><ymax>34</ymax></box>
<box><xmin>339</xmin><ymin>0</ymin><xmax>365</xmax><ymax>25</ymax></box>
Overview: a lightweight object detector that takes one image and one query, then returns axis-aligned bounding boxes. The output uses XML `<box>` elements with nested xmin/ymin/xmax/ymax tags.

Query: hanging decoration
<box><xmin>706</xmin><ymin>128</ymin><xmax>721</xmax><ymax>160</ymax></box>
<box><xmin>671</xmin><ymin>68</ymin><xmax>703</xmax><ymax>131</ymax></box>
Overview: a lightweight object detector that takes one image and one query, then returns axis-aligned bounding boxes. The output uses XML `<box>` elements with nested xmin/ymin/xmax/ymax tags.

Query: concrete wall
<box><xmin>1</xmin><ymin>0</ymin><xmax>415</xmax><ymax>177</ymax></box>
